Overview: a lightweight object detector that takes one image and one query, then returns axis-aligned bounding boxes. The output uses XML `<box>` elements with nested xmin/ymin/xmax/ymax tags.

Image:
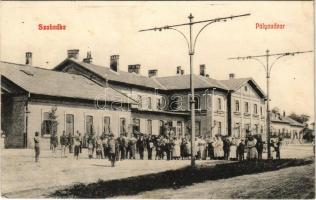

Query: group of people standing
<box><xmin>34</xmin><ymin>130</ymin><xmax>282</xmax><ymax>165</ymax></box>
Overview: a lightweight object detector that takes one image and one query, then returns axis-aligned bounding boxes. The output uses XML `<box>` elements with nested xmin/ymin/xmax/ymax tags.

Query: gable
<box><xmin>232</xmin><ymin>81</ymin><xmax>264</xmax><ymax>100</ymax></box>
<box><xmin>1</xmin><ymin>76</ymin><xmax>27</xmax><ymax>94</ymax></box>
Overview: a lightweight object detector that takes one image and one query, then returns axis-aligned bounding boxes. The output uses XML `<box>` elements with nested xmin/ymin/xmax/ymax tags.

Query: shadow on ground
<box><xmin>50</xmin><ymin>158</ymin><xmax>313</xmax><ymax>198</ymax></box>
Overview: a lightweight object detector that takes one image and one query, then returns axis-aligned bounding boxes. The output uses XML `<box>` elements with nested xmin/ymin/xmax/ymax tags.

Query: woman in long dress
<box><xmin>186</xmin><ymin>140</ymin><xmax>191</xmax><ymax>159</ymax></box>
<box><xmin>212</xmin><ymin>137</ymin><xmax>218</xmax><ymax>159</ymax></box>
<box><xmin>172</xmin><ymin>137</ymin><xmax>181</xmax><ymax>160</ymax></box>
<box><xmin>229</xmin><ymin>137</ymin><xmax>237</xmax><ymax>160</ymax></box>
<box><xmin>217</xmin><ymin>136</ymin><xmax>224</xmax><ymax>159</ymax></box>
<box><xmin>201</xmin><ymin>138</ymin><xmax>207</xmax><ymax>160</ymax></box>
<box><xmin>247</xmin><ymin>136</ymin><xmax>258</xmax><ymax>160</ymax></box>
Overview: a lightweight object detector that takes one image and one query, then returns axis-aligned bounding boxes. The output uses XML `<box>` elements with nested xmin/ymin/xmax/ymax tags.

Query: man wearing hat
<box><xmin>108</xmin><ymin>133</ymin><xmax>116</xmax><ymax>167</ymax></box>
<box><xmin>237</xmin><ymin>139</ymin><xmax>245</xmax><ymax>161</ymax></box>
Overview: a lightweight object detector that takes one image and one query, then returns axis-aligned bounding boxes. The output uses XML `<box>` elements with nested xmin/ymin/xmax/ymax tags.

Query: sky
<box><xmin>0</xmin><ymin>1</ymin><xmax>314</xmax><ymax>122</ymax></box>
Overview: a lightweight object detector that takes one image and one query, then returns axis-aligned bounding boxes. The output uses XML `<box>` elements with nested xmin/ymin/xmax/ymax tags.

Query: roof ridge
<box><xmin>0</xmin><ymin>60</ymin><xmax>98</xmax><ymax>81</ymax></box>
<box><xmin>0</xmin><ymin>60</ymin><xmax>58</xmax><ymax>72</ymax></box>
<box><xmin>156</xmin><ymin>74</ymin><xmax>190</xmax><ymax>79</ymax></box>
<box><xmin>76</xmin><ymin>59</ymin><xmax>153</xmax><ymax>79</ymax></box>
<box><xmin>201</xmin><ymin>76</ymin><xmax>229</xmax><ymax>90</ymax></box>
<box><xmin>219</xmin><ymin>77</ymin><xmax>252</xmax><ymax>81</ymax></box>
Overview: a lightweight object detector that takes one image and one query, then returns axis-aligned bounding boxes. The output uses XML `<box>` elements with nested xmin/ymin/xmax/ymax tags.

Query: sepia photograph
<box><xmin>0</xmin><ymin>1</ymin><xmax>314</xmax><ymax>199</ymax></box>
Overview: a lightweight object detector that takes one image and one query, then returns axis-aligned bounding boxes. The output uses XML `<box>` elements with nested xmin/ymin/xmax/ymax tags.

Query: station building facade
<box><xmin>1</xmin><ymin>50</ymin><xmax>274</xmax><ymax>149</ymax></box>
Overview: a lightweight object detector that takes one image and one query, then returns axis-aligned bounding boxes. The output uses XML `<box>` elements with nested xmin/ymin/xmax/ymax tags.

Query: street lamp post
<box><xmin>140</xmin><ymin>13</ymin><xmax>250</xmax><ymax>167</ymax></box>
<box><xmin>265</xmin><ymin>50</ymin><xmax>272</xmax><ymax>158</ymax></box>
<box><xmin>228</xmin><ymin>49</ymin><xmax>312</xmax><ymax>159</ymax></box>
<box><xmin>188</xmin><ymin>14</ymin><xmax>196</xmax><ymax>167</ymax></box>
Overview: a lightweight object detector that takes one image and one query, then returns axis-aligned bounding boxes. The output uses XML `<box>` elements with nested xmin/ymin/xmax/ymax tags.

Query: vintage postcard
<box><xmin>0</xmin><ymin>1</ymin><xmax>314</xmax><ymax>199</ymax></box>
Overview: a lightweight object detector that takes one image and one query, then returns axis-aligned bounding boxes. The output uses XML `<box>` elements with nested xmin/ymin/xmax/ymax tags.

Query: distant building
<box><xmin>270</xmin><ymin>110</ymin><xmax>305</xmax><ymax>143</ymax></box>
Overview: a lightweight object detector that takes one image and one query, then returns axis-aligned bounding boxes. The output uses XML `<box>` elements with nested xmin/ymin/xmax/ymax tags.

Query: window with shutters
<box><xmin>254</xmin><ymin>104</ymin><xmax>258</xmax><ymax>114</ymax></box>
<box><xmin>133</xmin><ymin>118</ymin><xmax>140</xmax><ymax>134</ymax></box>
<box><xmin>103</xmin><ymin>117</ymin><xmax>111</xmax><ymax>134</ymax></box>
<box><xmin>177</xmin><ymin>121</ymin><xmax>183</xmax><ymax>136</ymax></box>
<box><xmin>65</xmin><ymin>114</ymin><xmax>74</xmax><ymax>136</ymax></box>
<box><xmin>120</xmin><ymin>118</ymin><xmax>127</xmax><ymax>135</ymax></box>
<box><xmin>85</xmin><ymin>115</ymin><xmax>93</xmax><ymax>135</ymax></box>
<box><xmin>245</xmin><ymin>102</ymin><xmax>249</xmax><ymax>113</ymax></box>
<box><xmin>217</xmin><ymin>122</ymin><xmax>222</xmax><ymax>135</ymax></box>
<box><xmin>194</xmin><ymin>96</ymin><xmax>200</xmax><ymax>110</ymax></box>
<box><xmin>217</xmin><ymin>98</ymin><xmax>222</xmax><ymax>110</ymax></box>
<box><xmin>235</xmin><ymin>100</ymin><xmax>240</xmax><ymax>112</ymax></box>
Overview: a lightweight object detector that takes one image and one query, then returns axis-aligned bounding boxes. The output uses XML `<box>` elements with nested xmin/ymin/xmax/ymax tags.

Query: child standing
<box><xmin>88</xmin><ymin>140</ymin><xmax>94</xmax><ymax>159</ymax></box>
<box><xmin>74</xmin><ymin>136</ymin><xmax>80</xmax><ymax>160</ymax></box>
<box><xmin>34</xmin><ymin>132</ymin><xmax>40</xmax><ymax>162</ymax></box>
<box><xmin>96</xmin><ymin>137</ymin><xmax>103</xmax><ymax>159</ymax></box>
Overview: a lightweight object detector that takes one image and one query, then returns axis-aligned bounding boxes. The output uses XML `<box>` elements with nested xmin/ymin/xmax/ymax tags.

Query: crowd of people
<box><xmin>34</xmin><ymin>130</ymin><xmax>283</xmax><ymax>166</ymax></box>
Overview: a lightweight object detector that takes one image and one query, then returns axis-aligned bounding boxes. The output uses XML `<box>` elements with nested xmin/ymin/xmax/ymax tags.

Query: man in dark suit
<box><xmin>137</xmin><ymin>135</ymin><xmax>145</xmax><ymax>160</ymax></box>
<box><xmin>146</xmin><ymin>135</ymin><xmax>154</xmax><ymax>160</ymax></box>
<box><xmin>108</xmin><ymin>133</ymin><xmax>116</xmax><ymax>167</ymax></box>
<box><xmin>237</xmin><ymin>139</ymin><xmax>245</xmax><ymax>161</ymax></box>
<box><xmin>223</xmin><ymin>137</ymin><xmax>231</xmax><ymax>160</ymax></box>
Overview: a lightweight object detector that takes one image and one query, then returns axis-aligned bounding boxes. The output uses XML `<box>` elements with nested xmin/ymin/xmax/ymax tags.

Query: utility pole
<box><xmin>228</xmin><ymin>49</ymin><xmax>312</xmax><ymax>159</ymax></box>
<box><xmin>140</xmin><ymin>13</ymin><xmax>250</xmax><ymax>167</ymax></box>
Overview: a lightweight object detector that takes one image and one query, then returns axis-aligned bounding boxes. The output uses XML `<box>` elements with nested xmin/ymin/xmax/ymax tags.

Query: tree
<box><xmin>302</xmin><ymin>128</ymin><xmax>314</xmax><ymax>142</ymax></box>
<box><xmin>48</xmin><ymin>106</ymin><xmax>58</xmax><ymax>137</ymax></box>
<box><xmin>272</xmin><ymin>107</ymin><xmax>280</xmax><ymax>114</ymax></box>
<box><xmin>288</xmin><ymin>112</ymin><xmax>310</xmax><ymax>124</ymax></box>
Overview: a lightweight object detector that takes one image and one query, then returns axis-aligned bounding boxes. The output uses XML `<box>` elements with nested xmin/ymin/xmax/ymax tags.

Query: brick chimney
<box><xmin>283</xmin><ymin>111</ymin><xmax>286</xmax><ymax>117</ymax></box>
<box><xmin>229</xmin><ymin>73</ymin><xmax>235</xmax><ymax>79</ymax></box>
<box><xmin>25</xmin><ymin>52</ymin><xmax>32</xmax><ymax>65</ymax></box>
<box><xmin>67</xmin><ymin>49</ymin><xmax>79</xmax><ymax>59</ymax></box>
<box><xmin>148</xmin><ymin>69</ymin><xmax>158</xmax><ymax>78</ymax></box>
<box><xmin>128</xmin><ymin>64</ymin><xmax>141</xmax><ymax>74</ymax></box>
<box><xmin>200</xmin><ymin>64</ymin><xmax>206</xmax><ymax>76</ymax></box>
<box><xmin>83</xmin><ymin>51</ymin><xmax>92</xmax><ymax>63</ymax></box>
<box><xmin>110</xmin><ymin>55</ymin><xmax>119</xmax><ymax>72</ymax></box>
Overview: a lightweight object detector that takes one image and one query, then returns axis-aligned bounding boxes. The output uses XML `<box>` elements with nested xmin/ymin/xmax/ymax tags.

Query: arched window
<box><xmin>176</xmin><ymin>121</ymin><xmax>183</xmax><ymax>137</ymax></box>
<box><xmin>254</xmin><ymin>104</ymin><xmax>258</xmax><ymax>114</ymax></box>
<box><xmin>245</xmin><ymin>102</ymin><xmax>249</xmax><ymax>113</ymax></box>
<box><xmin>159</xmin><ymin>120</ymin><xmax>164</xmax><ymax>135</ymax></box>
<box><xmin>235</xmin><ymin>100</ymin><xmax>240</xmax><ymax>112</ymax></box>
<box><xmin>217</xmin><ymin>98</ymin><xmax>222</xmax><ymax>110</ymax></box>
<box><xmin>194</xmin><ymin>96</ymin><xmax>200</xmax><ymax>110</ymax></box>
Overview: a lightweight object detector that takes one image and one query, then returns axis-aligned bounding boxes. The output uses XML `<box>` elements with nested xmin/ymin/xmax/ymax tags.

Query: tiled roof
<box><xmin>153</xmin><ymin>75</ymin><xmax>228</xmax><ymax>90</ymax></box>
<box><xmin>54</xmin><ymin>59</ymin><xmax>267</xmax><ymax>98</ymax></box>
<box><xmin>220</xmin><ymin>78</ymin><xmax>251</xmax><ymax>91</ymax></box>
<box><xmin>66</xmin><ymin>59</ymin><xmax>166</xmax><ymax>89</ymax></box>
<box><xmin>0</xmin><ymin>61</ymin><xmax>137</xmax><ymax>104</ymax></box>
<box><xmin>284</xmin><ymin>117</ymin><xmax>305</xmax><ymax>127</ymax></box>
<box><xmin>270</xmin><ymin>113</ymin><xmax>289</xmax><ymax>124</ymax></box>
<box><xmin>270</xmin><ymin>112</ymin><xmax>305</xmax><ymax>127</ymax></box>
<box><xmin>55</xmin><ymin>59</ymin><xmax>228</xmax><ymax>91</ymax></box>
<box><xmin>220</xmin><ymin>77</ymin><xmax>266</xmax><ymax>98</ymax></box>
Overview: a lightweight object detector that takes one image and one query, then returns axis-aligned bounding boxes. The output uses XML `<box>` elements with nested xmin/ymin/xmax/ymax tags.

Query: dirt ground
<box><xmin>1</xmin><ymin>144</ymin><xmax>314</xmax><ymax>198</ymax></box>
<box><xmin>114</xmin><ymin>163</ymin><xmax>314</xmax><ymax>199</ymax></box>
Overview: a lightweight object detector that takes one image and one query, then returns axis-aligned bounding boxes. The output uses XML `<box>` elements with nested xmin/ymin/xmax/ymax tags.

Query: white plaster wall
<box><xmin>27</xmin><ymin>102</ymin><xmax>131</xmax><ymax>149</ymax></box>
